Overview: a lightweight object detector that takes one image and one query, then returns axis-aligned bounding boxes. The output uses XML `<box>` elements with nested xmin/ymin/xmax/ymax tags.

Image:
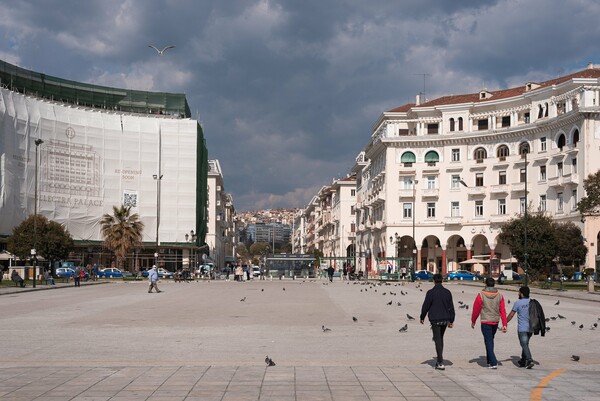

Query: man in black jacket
<box><xmin>420</xmin><ymin>273</ymin><xmax>455</xmax><ymax>370</ymax></box>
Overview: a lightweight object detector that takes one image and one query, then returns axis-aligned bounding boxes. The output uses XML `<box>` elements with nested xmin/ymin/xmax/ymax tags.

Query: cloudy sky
<box><xmin>1</xmin><ymin>0</ymin><xmax>599</xmax><ymax>211</ymax></box>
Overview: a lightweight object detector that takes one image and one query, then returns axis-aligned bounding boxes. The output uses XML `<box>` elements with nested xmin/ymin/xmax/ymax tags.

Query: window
<box><xmin>572</xmin><ymin>157</ymin><xmax>577</xmax><ymax>172</ymax></box>
<box><xmin>424</xmin><ymin>150</ymin><xmax>440</xmax><ymax>165</ymax></box>
<box><xmin>452</xmin><ymin>148</ymin><xmax>460</xmax><ymax>162</ymax></box>
<box><xmin>544</xmin><ymin>102</ymin><xmax>549</xmax><ymax>117</ymax></box>
<box><xmin>427</xmin><ymin>123</ymin><xmax>439</xmax><ymax>134</ymax></box>
<box><xmin>427</xmin><ymin>203</ymin><xmax>436</xmax><ymax>218</ymax></box>
<box><xmin>501</xmin><ymin>116</ymin><xmax>511</xmax><ymax>127</ymax></box>
<box><xmin>573</xmin><ymin>129</ymin><xmax>580</xmax><ymax>144</ymax></box>
<box><xmin>458</xmin><ymin>117</ymin><xmax>463</xmax><ymax>131</ymax></box>
<box><xmin>451</xmin><ymin>201</ymin><xmax>460</xmax><ymax>217</ymax></box>
<box><xmin>498</xmin><ymin>199</ymin><xmax>506</xmax><ymax>215</ymax></box>
<box><xmin>475</xmin><ymin>200</ymin><xmax>484</xmax><ymax>217</ymax></box>
<box><xmin>478</xmin><ymin>119</ymin><xmax>489</xmax><ymax>130</ymax></box>
<box><xmin>497</xmin><ymin>145</ymin><xmax>509</xmax><ymax>160</ymax></box>
<box><xmin>524</xmin><ymin>112</ymin><xmax>530</xmax><ymax>123</ymax></box>
<box><xmin>557</xmin><ymin>162</ymin><xmax>563</xmax><ymax>177</ymax></box>
<box><xmin>475</xmin><ymin>173</ymin><xmax>484</xmax><ymax>187</ymax></box>
<box><xmin>539</xmin><ymin>195</ymin><xmax>546</xmax><ymax>211</ymax></box>
<box><xmin>451</xmin><ymin>175</ymin><xmax>461</xmax><ymax>189</ymax></box>
<box><xmin>538</xmin><ymin>104</ymin><xmax>544</xmax><ymax>118</ymax></box>
<box><xmin>520</xmin><ymin>197</ymin><xmax>526</xmax><ymax>214</ymax></box>
<box><xmin>403</xmin><ymin>203</ymin><xmax>413</xmax><ymax>218</ymax></box>
<box><xmin>540</xmin><ymin>165</ymin><xmax>546</xmax><ymax>181</ymax></box>
<box><xmin>557</xmin><ymin>134</ymin><xmax>566</xmax><ymax>150</ymax></box>
<box><xmin>449</xmin><ymin>118</ymin><xmax>455</xmax><ymax>132</ymax></box>
<box><xmin>474</xmin><ymin>147</ymin><xmax>487</xmax><ymax>163</ymax></box>
<box><xmin>519</xmin><ymin>142</ymin><xmax>530</xmax><ymax>155</ymax></box>
<box><xmin>427</xmin><ymin>176</ymin><xmax>436</xmax><ymax>189</ymax></box>
<box><xmin>557</xmin><ymin>192</ymin><xmax>564</xmax><ymax>211</ymax></box>
<box><xmin>520</xmin><ymin>168</ymin><xmax>526</xmax><ymax>183</ymax></box>
<box><xmin>403</xmin><ymin>177</ymin><xmax>416</xmax><ymax>189</ymax></box>
<box><xmin>499</xmin><ymin>170</ymin><xmax>507</xmax><ymax>185</ymax></box>
<box><xmin>540</xmin><ymin>136</ymin><xmax>547</xmax><ymax>151</ymax></box>
<box><xmin>572</xmin><ymin>189</ymin><xmax>577</xmax><ymax>211</ymax></box>
<box><xmin>401</xmin><ymin>151</ymin><xmax>416</xmax><ymax>166</ymax></box>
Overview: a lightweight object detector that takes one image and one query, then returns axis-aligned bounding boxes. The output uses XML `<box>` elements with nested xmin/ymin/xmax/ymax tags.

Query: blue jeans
<box><xmin>518</xmin><ymin>332</ymin><xmax>532</xmax><ymax>363</ymax></box>
<box><xmin>481</xmin><ymin>324</ymin><xmax>498</xmax><ymax>366</ymax></box>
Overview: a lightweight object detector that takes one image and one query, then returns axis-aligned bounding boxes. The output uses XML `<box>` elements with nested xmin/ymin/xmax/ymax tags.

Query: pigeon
<box><xmin>240</xmin><ymin>297</ymin><xmax>246</xmax><ymax>302</ymax></box>
<box><xmin>555</xmin><ymin>300</ymin><xmax>560</xmax><ymax>306</ymax></box>
<box><xmin>507</xmin><ymin>299</ymin><xmax>511</xmax><ymax>304</ymax></box>
<box><xmin>571</xmin><ymin>355</ymin><xmax>580</xmax><ymax>362</ymax></box>
<box><xmin>458</xmin><ymin>301</ymin><xmax>464</xmax><ymax>305</ymax></box>
<box><xmin>265</xmin><ymin>356</ymin><xmax>276</xmax><ymax>366</ymax></box>
<box><xmin>420</xmin><ymin>289</ymin><xmax>423</xmax><ymax>292</ymax></box>
<box><xmin>283</xmin><ymin>288</ymin><xmax>285</xmax><ymax>291</ymax></box>
<box><xmin>383</xmin><ymin>292</ymin><xmax>387</xmax><ymax>296</ymax></box>
<box><xmin>387</xmin><ymin>300</ymin><xmax>393</xmax><ymax>305</ymax></box>
<box><xmin>353</xmin><ymin>316</ymin><xmax>358</xmax><ymax>322</ymax></box>
<box><xmin>360</xmin><ymin>289</ymin><xmax>363</xmax><ymax>292</ymax></box>
<box><xmin>557</xmin><ymin>314</ymin><xmax>566</xmax><ymax>319</ymax></box>
<box><xmin>594</xmin><ymin>323</ymin><xmax>598</xmax><ymax>328</ymax></box>
<box><xmin>322</xmin><ymin>325</ymin><xmax>331</xmax><ymax>332</ymax></box>
<box><xmin>550</xmin><ymin>316</ymin><xmax>557</xmax><ymax>320</ymax></box>
<box><xmin>579</xmin><ymin>324</ymin><xmax>584</xmax><ymax>330</ymax></box>
<box><xmin>465</xmin><ymin>305</ymin><xmax>469</xmax><ymax>310</ymax></box>
<box><xmin>399</xmin><ymin>324</ymin><xmax>408</xmax><ymax>333</ymax></box>
<box><xmin>261</xmin><ymin>289</ymin><xmax>264</xmax><ymax>292</ymax></box>
<box><xmin>148</xmin><ymin>44</ymin><xmax>176</xmax><ymax>55</ymax></box>
<box><xmin>591</xmin><ymin>324</ymin><xmax>597</xmax><ymax>330</ymax></box>
<box><xmin>397</xmin><ymin>302</ymin><xmax>402</xmax><ymax>306</ymax></box>
<box><xmin>407</xmin><ymin>314</ymin><xmax>415</xmax><ymax>320</ymax></box>
<box><xmin>401</xmin><ymin>291</ymin><xmax>406</xmax><ymax>296</ymax></box>
<box><xmin>545</xmin><ymin>318</ymin><xmax>550</xmax><ymax>322</ymax></box>
<box><xmin>571</xmin><ymin>321</ymin><xmax>576</xmax><ymax>325</ymax></box>
<box><xmin>461</xmin><ymin>290</ymin><xmax>464</xmax><ymax>293</ymax></box>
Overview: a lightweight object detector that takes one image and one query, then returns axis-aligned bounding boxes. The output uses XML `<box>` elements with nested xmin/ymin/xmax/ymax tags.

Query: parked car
<box><xmin>195</xmin><ymin>263</ymin><xmax>215</xmax><ymax>277</ymax></box>
<box><xmin>55</xmin><ymin>267</ymin><xmax>89</xmax><ymax>280</ymax></box>
<box><xmin>157</xmin><ymin>268</ymin><xmax>174</xmax><ymax>279</ymax></box>
<box><xmin>447</xmin><ymin>270</ymin><xmax>477</xmax><ymax>280</ymax></box>
<box><xmin>252</xmin><ymin>266</ymin><xmax>261</xmax><ymax>277</ymax></box>
<box><xmin>414</xmin><ymin>270</ymin><xmax>434</xmax><ymax>280</ymax></box>
<box><xmin>511</xmin><ymin>272</ymin><xmax>522</xmax><ymax>281</ymax></box>
<box><xmin>97</xmin><ymin>268</ymin><xmax>124</xmax><ymax>278</ymax></box>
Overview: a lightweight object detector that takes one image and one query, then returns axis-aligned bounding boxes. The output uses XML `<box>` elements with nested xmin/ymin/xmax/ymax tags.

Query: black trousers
<box><xmin>431</xmin><ymin>323</ymin><xmax>448</xmax><ymax>364</ymax></box>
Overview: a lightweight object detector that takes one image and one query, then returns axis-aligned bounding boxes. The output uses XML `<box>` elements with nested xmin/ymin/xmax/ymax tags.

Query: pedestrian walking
<box><xmin>327</xmin><ymin>266</ymin><xmax>334</xmax><ymax>282</ymax></box>
<box><xmin>74</xmin><ymin>266</ymin><xmax>81</xmax><ymax>287</ymax></box>
<box><xmin>148</xmin><ymin>265</ymin><xmax>161</xmax><ymax>293</ymax></box>
<box><xmin>506</xmin><ymin>286</ymin><xmax>535</xmax><ymax>369</ymax></box>
<box><xmin>471</xmin><ymin>277</ymin><xmax>507</xmax><ymax>369</ymax></box>
<box><xmin>401</xmin><ymin>267</ymin><xmax>407</xmax><ymax>280</ymax></box>
<box><xmin>420</xmin><ymin>273</ymin><xmax>455</xmax><ymax>370</ymax></box>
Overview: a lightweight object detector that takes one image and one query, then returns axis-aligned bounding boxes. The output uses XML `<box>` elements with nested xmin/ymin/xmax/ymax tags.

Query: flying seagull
<box><xmin>148</xmin><ymin>44</ymin><xmax>176</xmax><ymax>55</ymax></box>
<box><xmin>399</xmin><ymin>324</ymin><xmax>408</xmax><ymax>333</ymax></box>
<box><xmin>265</xmin><ymin>356</ymin><xmax>276</xmax><ymax>366</ymax></box>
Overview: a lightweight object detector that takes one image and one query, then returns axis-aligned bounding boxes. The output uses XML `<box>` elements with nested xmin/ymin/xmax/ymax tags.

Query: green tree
<box><xmin>312</xmin><ymin>248</ymin><xmax>324</xmax><ymax>269</ymax></box>
<box><xmin>553</xmin><ymin>221</ymin><xmax>587</xmax><ymax>268</ymax></box>
<box><xmin>100</xmin><ymin>205</ymin><xmax>144</xmax><ymax>271</ymax></box>
<box><xmin>577</xmin><ymin>171</ymin><xmax>600</xmax><ymax>219</ymax></box>
<box><xmin>7</xmin><ymin>215</ymin><xmax>74</xmax><ymax>270</ymax></box>
<box><xmin>249</xmin><ymin>241</ymin><xmax>270</xmax><ymax>256</ymax></box>
<box><xmin>498</xmin><ymin>212</ymin><xmax>557</xmax><ymax>281</ymax></box>
<box><xmin>236</xmin><ymin>243</ymin><xmax>250</xmax><ymax>262</ymax></box>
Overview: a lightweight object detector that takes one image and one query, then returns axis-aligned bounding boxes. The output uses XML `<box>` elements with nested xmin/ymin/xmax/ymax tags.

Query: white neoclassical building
<box><xmin>353</xmin><ymin>63</ymin><xmax>600</xmax><ymax>276</ymax></box>
<box><xmin>206</xmin><ymin>160</ymin><xmax>236</xmax><ymax>269</ymax></box>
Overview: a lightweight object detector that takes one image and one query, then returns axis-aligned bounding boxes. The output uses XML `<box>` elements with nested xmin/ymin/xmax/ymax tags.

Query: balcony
<box><xmin>490</xmin><ymin>184</ymin><xmax>509</xmax><ymax>194</ymax></box>
<box><xmin>399</xmin><ymin>189</ymin><xmax>416</xmax><ymax>199</ymax></box>
<box><xmin>548</xmin><ymin>176</ymin><xmax>563</xmax><ymax>188</ymax></box>
<box><xmin>421</xmin><ymin>188</ymin><xmax>439</xmax><ymax>198</ymax></box>
<box><xmin>444</xmin><ymin>216</ymin><xmax>463</xmax><ymax>225</ymax></box>
<box><xmin>466</xmin><ymin>186</ymin><xmax>487</xmax><ymax>197</ymax></box>
<box><xmin>490</xmin><ymin>214</ymin><xmax>509</xmax><ymax>223</ymax></box>
<box><xmin>511</xmin><ymin>182</ymin><xmax>526</xmax><ymax>192</ymax></box>
<box><xmin>374</xmin><ymin>221</ymin><xmax>385</xmax><ymax>230</ymax></box>
<box><xmin>562</xmin><ymin>173</ymin><xmax>579</xmax><ymax>186</ymax></box>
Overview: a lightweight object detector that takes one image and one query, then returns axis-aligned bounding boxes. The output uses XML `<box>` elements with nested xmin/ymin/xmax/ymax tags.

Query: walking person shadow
<box><xmin>468</xmin><ymin>356</ymin><xmax>504</xmax><ymax>367</ymax></box>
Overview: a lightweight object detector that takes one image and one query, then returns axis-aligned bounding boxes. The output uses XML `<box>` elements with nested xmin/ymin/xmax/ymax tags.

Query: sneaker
<box><xmin>526</xmin><ymin>360</ymin><xmax>534</xmax><ymax>369</ymax></box>
<box><xmin>435</xmin><ymin>363</ymin><xmax>445</xmax><ymax>370</ymax></box>
<box><xmin>488</xmin><ymin>365</ymin><xmax>497</xmax><ymax>369</ymax></box>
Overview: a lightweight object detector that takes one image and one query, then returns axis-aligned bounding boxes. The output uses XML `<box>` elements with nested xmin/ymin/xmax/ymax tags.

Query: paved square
<box><xmin>1</xmin><ymin>278</ymin><xmax>599</xmax><ymax>400</ymax></box>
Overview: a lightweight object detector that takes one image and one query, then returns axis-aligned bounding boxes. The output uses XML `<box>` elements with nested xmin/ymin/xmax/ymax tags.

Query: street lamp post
<box><xmin>411</xmin><ymin>179</ymin><xmax>419</xmax><ymax>282</ymax></box>
<box><xmin>32</xmin><ymin>138</ymin><xmax>43</xmax><ymax>288</ymax></box>
<box><xmin>153</xmin><ymin>174</ymin><xmax>163</xmax><ymax>266</ymax></box>
<box><xmin>523</xmin><ymin>147</ymin><xmax>529</xmax><ymax>287</ymax></box>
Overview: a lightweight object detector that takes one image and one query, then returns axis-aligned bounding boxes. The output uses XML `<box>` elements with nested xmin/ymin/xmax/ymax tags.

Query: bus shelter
<box><xmin>319</xmin><ymin>256</ymin><xmax>355</xmax><ymax>278</ymax></box>
<box><xmin>265</xmin><ymin>254</ymin><xmax>316</xmax><ymax>278</ymax></box>
<box><xmin>375</xmin><ymin>257</ymin><xmax>413</xmax><ymax>281</ymax></box>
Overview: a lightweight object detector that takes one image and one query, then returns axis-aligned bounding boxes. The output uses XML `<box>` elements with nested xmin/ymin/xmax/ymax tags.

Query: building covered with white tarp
<box><xmin>0</xmin><ymin>59</ymin><xmax>209</xmax><ymax>271</ymax></box>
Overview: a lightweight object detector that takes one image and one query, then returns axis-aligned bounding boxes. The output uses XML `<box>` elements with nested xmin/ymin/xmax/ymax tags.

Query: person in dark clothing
<box><xmin>420</xmin><ymin>273</ymin><xmax>455</xmax><ymax>370</ymax></box>
<box><xmin>327</xmin><ymin>266</ymin><xmax>334</xmax><ymax>282</ymax></box>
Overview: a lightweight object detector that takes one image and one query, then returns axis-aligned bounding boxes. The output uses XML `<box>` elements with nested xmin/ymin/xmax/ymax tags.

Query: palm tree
<box><xmin>100</xmin><ymin>205</ymin><xmax>144</xmax><ymax>271</ymax></box>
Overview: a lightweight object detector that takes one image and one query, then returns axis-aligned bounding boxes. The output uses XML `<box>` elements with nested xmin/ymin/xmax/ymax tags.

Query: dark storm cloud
<box><xmin>0</xmin><ymin>0</ymin><xmax>598</xmax><ymax>211</ymax></box>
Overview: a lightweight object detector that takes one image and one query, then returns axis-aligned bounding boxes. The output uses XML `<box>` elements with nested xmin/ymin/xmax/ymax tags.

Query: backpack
<box><xmin>528</xmin><ymin>298</ymin><xmax>546</xmax><ymax>336</ymax></box>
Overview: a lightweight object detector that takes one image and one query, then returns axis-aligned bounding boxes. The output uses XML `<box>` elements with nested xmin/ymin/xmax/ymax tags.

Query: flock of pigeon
<box><xmin>250</xmin><ymin>280</ymin><xmax>596</xmax><ymax>367</ymax></box>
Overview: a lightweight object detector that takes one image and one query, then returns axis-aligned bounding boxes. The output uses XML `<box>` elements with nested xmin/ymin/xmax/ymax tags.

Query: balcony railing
<box><xmin>421</xmin><ymin>188</ymin><xmax>439</xmax><ymax>198</ymax></box>
<box><xmin>444</xmin><ymin>216</ymin><xmax>463</xmax><ymax>225</ymax></box>
<box><xmin>490</xmin><ymin>184</ymin><xmax>509</xmax><ymax>194</ymax></box>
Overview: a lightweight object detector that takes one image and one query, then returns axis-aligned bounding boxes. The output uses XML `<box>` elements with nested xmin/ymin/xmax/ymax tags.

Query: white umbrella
<box><xmin>459</xmin><ymin>258</ymin><xmax>487</xmax><ymax>264</ymax></box>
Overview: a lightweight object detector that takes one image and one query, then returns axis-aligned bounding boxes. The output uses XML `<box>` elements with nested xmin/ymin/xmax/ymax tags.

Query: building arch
<box><xmin>449</xmin><ymin>118</ymin><xmax>455</xmax><ymax>132</ymax></box>
<box><xmin>570</xmin><ymin>126</ymin><xmax>580</xmax><ymax>145</ymax></box>
<box><xmin>496</xmin><ymin>144</ymin><xmax>510</xmax><ymax>159</ymax></box>
<box><xmin>473</xmin><ymin>147</ymin><xmax>487</xmax><ymax>162</ymax></box>
<box><xmin>424</xmin><ymin>150</ymin><xmax>440</xmax><ymax>164</ymax></box>
<box><xmin>519</xmin><ymin>141</ymin><xmax>530</xmax><ymax>155</ymax></box>
<box><xmin>400</xmin><ymin>151</ymin><xmax>416</xmax><ymax>164</ymax></box>
<box><xmin>421</xmin><ymin>235</ymin><xmax>442</xmax><ymax>273</ymax></box>
<box><xmin>556</xmin><ymin>132</ymin><xmax>566</xmax><ymax>149</ymax></box>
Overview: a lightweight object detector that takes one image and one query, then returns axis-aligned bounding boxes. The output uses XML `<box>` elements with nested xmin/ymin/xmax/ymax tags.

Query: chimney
<box><xmin>415</xmin><ymin>94</ymin><xmax>421</xmax><ymax>105</ymax></box>
<box><xmin>588</xmin><ymin>62</ymin><xmax>595</xmax><ymax>70</ymax></box>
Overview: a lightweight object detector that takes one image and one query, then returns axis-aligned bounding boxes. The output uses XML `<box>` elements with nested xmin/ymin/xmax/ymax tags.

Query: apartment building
<box><xmin>206</xmin><ymin>160</ymin><xmax>236</xmax><ymax>268</ymax></box>
<box><xmin>353</xmin><ymin>63</ymin><xmax>600</xmax><ymax>275</ymax></box>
